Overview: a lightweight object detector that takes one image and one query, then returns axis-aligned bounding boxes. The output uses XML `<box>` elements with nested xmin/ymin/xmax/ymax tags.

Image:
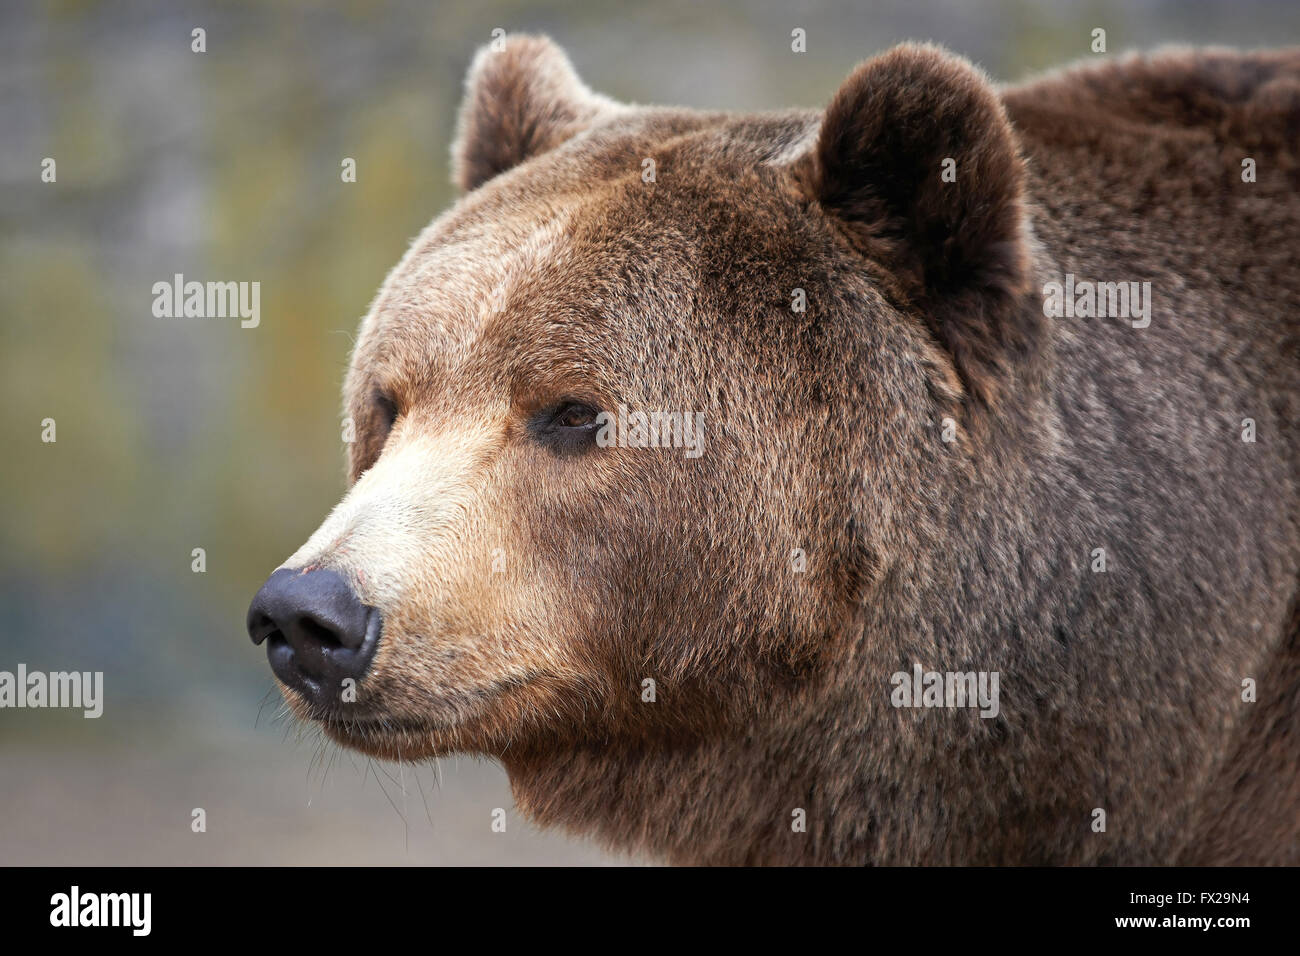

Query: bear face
<box><xmin>249</xmin><ymin>36</ymin><xmax>1300</xmax><ymax>865</ymax></box>
<box><xmin>276</xmin><ymin>38</ymin><xmax>1032</xmax><ymax>766</ymax></box>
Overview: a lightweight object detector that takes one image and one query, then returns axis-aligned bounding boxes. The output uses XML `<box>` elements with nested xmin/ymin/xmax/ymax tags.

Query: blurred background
<box><xmin>2</xmin><ymin>0</ymin><xmax>1296</xmax><ymax>865</ymax></box>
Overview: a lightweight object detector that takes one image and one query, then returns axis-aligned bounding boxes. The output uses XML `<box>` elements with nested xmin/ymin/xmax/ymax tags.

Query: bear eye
<box><xmin>530</xmin><ymin>400</ymin><xmax>603</xmax><ymax>454</ymax></box>
<box><xmin>373</xmin><ymin>390</ymin><xmax>399</xmax><ymax>435</ymax></box>
<box><xmin>553</xmin><ymin>402</ymin><xmax>598</xmax><ymax>429</ymax></box>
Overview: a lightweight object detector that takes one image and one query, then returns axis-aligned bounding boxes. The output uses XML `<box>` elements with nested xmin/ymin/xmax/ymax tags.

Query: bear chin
<box><xmin>283</xmin><ymin>680</ymin><xmax>542</xmax><ymax>762</ymax></box>
<box><xmin>319</xmin><ymin>719</ymin><xmax>450</xmax><ymax>761</ymax></box>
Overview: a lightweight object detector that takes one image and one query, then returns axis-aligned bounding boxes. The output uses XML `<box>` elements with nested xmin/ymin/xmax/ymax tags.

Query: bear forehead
<box><xmin>353</xmin><ymin>113</ymin><xmax>833</xmax><ymax>402</ymax></box>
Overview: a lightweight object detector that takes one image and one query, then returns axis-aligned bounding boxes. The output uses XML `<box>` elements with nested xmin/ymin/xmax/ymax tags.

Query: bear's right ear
<box><xmin>793</xmin><ymin>44</ymin><xmax>1041</xmax><ymax>408</ymax></box>
<box><xmin>451</xmin><ymin>35</ymin><xmax>624</xmax><ymax>192</ymax></box>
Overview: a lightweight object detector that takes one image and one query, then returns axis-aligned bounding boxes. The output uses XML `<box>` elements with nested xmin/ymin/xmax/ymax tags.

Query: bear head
<box><xmin>251</xmin><ymin>35</ymin><xmax>1045</xmax><ymax>862</ymax></box>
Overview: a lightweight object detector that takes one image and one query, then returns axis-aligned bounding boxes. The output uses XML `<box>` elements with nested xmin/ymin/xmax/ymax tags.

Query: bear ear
<box><xmin>451</xmin><ymin>35</ymin><xmax>624</xmax><ymax>192</ymax></box>
<box><xmin>794</xmin><ymin>43</ymin><xmax>1040</xmax><ymax>408</ymax></box>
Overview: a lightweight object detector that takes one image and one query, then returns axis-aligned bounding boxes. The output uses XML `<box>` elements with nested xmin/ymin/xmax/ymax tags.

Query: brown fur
<box><xmin>266</xmin><ymin>37</ymin><xmax>1300</xmax><ymax>865</ymax></box>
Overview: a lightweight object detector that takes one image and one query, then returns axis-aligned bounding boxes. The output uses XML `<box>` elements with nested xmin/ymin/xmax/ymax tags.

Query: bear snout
<box><xmin>247</xmin><ymin>567</ymin><xmax>382</xmax><ymax>709</ymax></box>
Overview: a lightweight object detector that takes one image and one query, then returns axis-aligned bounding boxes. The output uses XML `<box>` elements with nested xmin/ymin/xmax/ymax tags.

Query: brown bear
<box><xmin>247</xmin><ymin>36</ymin><xmax>1300</xmax><ymax>865</ymax></box>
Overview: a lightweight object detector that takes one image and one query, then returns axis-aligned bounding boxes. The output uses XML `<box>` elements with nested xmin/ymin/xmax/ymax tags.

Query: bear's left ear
<box><xmin>794</xmin><ymin>44</ymin><xmax>1041</xmax><ymax>407</ymax></box>
<box><xmin>452</xmin><ymin>35</ymin><xmax>625</xmax><ymax>192</ymax></box>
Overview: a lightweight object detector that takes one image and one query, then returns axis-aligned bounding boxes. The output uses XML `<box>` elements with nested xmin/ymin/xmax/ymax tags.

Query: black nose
<box><xmin>247</xmin><ymin>568</ymin><xmax>381</xmax><ymax>707</ymax></box>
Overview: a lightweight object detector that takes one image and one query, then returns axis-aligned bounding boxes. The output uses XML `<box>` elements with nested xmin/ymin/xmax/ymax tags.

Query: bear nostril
<box><xmin>246</xmin><ymin>610</ymin><xmax>281</xmax><ymax>647</ymax></box>
<box><xmin>246</xmin><ymin>567</ymin><xmax>382</xmax><ymax>707</ymax></box>
<box><xmin>297</xmin><ymin>616</ymin><xmax>345</xmax><ymax>650</ymax></box>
